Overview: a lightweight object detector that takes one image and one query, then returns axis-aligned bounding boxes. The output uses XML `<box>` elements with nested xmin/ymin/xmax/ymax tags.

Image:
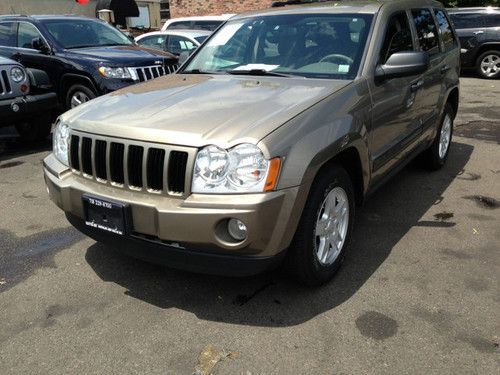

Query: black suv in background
<box><xmin>448</xmin><ymin>7</ymin><xmax>500</xmax><ymax>78</ymax></box>
<box><xmin>0</xmin><ymin>15</ymin><xmax>178</xmax><ymax>110</ymax></box>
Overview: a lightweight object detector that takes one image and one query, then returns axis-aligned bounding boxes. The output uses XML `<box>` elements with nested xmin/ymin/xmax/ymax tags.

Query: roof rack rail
<box><xmin>271</xmin><ymin>0</ymin><xmax>333</xmax><ymax>7</ymax></box>
<box><xmin>0</xmin><ymin>14</ymin><xmax>28</xmax><ymax>17</ymax></box>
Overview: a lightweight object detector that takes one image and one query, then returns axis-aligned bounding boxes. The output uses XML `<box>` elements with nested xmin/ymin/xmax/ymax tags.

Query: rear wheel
<box><xmin>66</xmin><ymin>84</ymin><xmax>96</xmax><ymax>110</ymax></box>
<box><xmin>288</xmin><ymin>165</ymin><xmax>355</xmax><ymax>286</ymax></box>
<box><xmin>15</xmin><ymin>113</ymin><xmax>53</xmax><ymax>142</ymax></box>
<box><xmin>476</xmin><ymin>51</ymin><xmax>500</xmax><ymax>79</ymax></box>
<box><xmin>422</xmin><ymin>103</ymin><xmax>454</xmax><ymax>170</ymax></box>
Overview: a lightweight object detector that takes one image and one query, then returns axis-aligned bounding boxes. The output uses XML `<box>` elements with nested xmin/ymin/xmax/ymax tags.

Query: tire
<box><xmin>287</xmin><ymin>165</ymin><xmax>355</xmax><ymax>286</ymax></box>
<box><xmin>475</xmin><ymin>50</ymin><xmax>500</xmax><ymax>79</ymax></box>
<box><xmin>422</xmin><ymin>103</ymin><xmax>454</xmax><ymax>171</ymax></box>
<box><xmin>66</xmin><ymin>84</ymin><xmax>96</xmax><ymax>110</ymax></box>
<box><xmin>15</xmin><ymin>114</ymin><xmax>53</xmax><ymax>142</ymax></box>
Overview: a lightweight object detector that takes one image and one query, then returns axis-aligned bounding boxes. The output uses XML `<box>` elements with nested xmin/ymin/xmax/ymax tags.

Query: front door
<box><xmin>369</xmin><ymin>11</ymin><xmax>425</xmax><ymax>178</ymax></box>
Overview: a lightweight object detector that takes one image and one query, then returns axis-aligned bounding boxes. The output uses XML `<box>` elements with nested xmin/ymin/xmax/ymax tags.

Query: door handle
<box><xmin>410</xmin><ymin>80</ymin><xmax>424</xmax><ymax>92</ymax></box>
<box><xmin>473</xmin><ymin>30</ymin><xmax>484</xmax><ymax>35</ymax></box>
<box><xmin>441</xmin><ymin>65</ymin><xmax>451</xmax><ymax>74</ymax></box>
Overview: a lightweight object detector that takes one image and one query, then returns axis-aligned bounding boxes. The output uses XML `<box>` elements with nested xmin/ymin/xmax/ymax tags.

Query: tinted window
<box><xmin>483</xmin><ymin>14</ymin><xmax>500</xmax><ymax>28</ymax></box>
<box><xmin>195</xmin><ymin>35</ymin><xmax>208</xmax><ymax>44</ymax></box>
<box><xmin>137</xmin><ymin>35</ymin><xmax>167</xmax><ymax>51</ymax></box>
<box><xmin>167</xmin><ymin>35</ymin><xmax>197</xmax><ymax>55</ymax></box>
<box><xmin>185</xmin><ymin>14</ymin><xmax>373</xmax><ymax>80</ymax></box>
<box><xmin>412</xmin><ymin>9</ymin><xmax>440</xmax><ymax>55</ymax></box>
<box><xmin>18</xmin><ymin>22</ymin><xmax>43</xmax><ymax>49</ymax></box>
<box><xmin>192</xmin><ymin>21</ymin><xmax>223</xmax><ymax>31</ymax></box>
<box><xmin>0</xmin><ymin>22</ymin><xmax>16</xmax><ymax>47</ymax></box>
<box><xmin>449</xmin><ymin>13</ymin><xmax>483</xmax><ymax>29</ymax></box>
<box><xmin>380</xmin><ymin>12</ymin><xmax>414</xmax><ymax>64</ymax></box>
<box><xmin>42</xmin><ymin>19</ymin><xmax>132</xmax><ymax>49</ymax></box>
<box><xmin>167</xmin><ymin>21</ymin><xmax>192</xmax><ymax>30</ymax></box>
<box><xmin>434</xmin><ymin>9</ymin><xmax>456</xmax><ymax>52</ymax></box>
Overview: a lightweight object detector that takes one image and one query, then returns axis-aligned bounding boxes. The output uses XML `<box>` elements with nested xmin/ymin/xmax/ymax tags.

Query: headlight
<box><xmin>98</xmin><ymin>66</ymin><xmax>132</xmax><ymax>79</ymax></box>
<box><xmin>192</xmin><ymin>143</ymin><xmax>281</xmax><ymax>194</ymax></box>
<box><xmin>53</xmin><ymin>121</ymin><xmax>70</xmax><ymax>167</ymax></box>
<box><xmin>10</xmin><ymin>67</ymin><xmax>26</xmax><ymax>83</ymax></box>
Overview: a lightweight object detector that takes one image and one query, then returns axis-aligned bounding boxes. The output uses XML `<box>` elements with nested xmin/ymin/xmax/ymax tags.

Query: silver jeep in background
<box><xmin>0</xmin><ymin>56</ymin><xmax>57</xmax><ymax>141</ymax></box>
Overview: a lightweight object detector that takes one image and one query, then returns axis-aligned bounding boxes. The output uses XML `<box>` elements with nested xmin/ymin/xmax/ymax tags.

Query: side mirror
<box><xmin>375</xmin><ymin>51</ymin><xmax>429</xmax><ymax>80</ymax></box>
<box><xmin>178</xmin><ymin>51</ymin><xmax>190</xmax><ymax>65</ymax></box>
<box><xmin>32</xmin><ymin>37</ymin><xmax>50</xmax><ymax>54</ymax></box>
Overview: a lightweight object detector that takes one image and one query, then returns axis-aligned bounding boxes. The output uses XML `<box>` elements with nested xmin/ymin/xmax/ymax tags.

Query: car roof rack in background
<box><xmin>271</xmin><ymin>0</ymin><xmax>334</xmax><ymax>7</ymax></box>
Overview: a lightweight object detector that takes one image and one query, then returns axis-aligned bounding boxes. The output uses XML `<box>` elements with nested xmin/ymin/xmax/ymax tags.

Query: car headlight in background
<box><xmin>192</xmin><ymin>143</ymin><xmax>281</xmax><ymax>194</ymax></box>
<box><xmin>98</xmin><ymin>66</ymin><xmax>132</xmax><ymax>79</ymax></box>
<box><xmin>10</xmin><ymin>67</ymin><xmax>26</xmax><ymax>82</ymax></box>
<box><xmin>53</xmin><ymin>121</ymin><xmax>70</xmax><ymax>167</ymax></box>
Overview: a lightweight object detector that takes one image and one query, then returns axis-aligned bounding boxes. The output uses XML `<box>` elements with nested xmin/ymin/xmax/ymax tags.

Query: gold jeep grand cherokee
<box><xmin>44</xmin><ymin>0</ymin><xmax>460</xmax><ymax>285</ymax></box>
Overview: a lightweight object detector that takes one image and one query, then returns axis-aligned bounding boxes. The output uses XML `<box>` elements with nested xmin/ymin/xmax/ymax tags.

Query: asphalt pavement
<box><xmin>0</xmin><ymin>76</ymin><xmax>498</xmax><ymax>374</ymax></box>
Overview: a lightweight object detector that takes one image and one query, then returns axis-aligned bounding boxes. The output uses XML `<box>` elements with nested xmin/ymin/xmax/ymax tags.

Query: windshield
<box><xmin>42</xmin><ymin>19</ymin><xmax>132</xmax><ymax>49</ymax></box>
<box><xmin>183</xmin><ymin>14</ymin><xmax>372</xmax><ymax>79</ymax></box>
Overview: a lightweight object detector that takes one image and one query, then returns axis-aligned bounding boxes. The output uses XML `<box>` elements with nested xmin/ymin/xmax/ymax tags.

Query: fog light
<box><xmin>227</xmin><ymin>219</ymin><xmax>247</xmax><ymax>241</ymax></box>
<box><xmin>11</xmin><ymin>103</ymin><xmax>20</xmax><ymax>112</ymax></box>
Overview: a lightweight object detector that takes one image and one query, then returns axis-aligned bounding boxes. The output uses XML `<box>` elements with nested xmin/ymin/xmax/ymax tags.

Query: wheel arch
<box><xmin>60</xmin><ymin>73</ymin><xmax>98</xmax><ymax>104</ymax></box>
<box><xmin>446</xmin><ymin>86</ymin><xmax>459</xmax><ymax>119</ymax></box>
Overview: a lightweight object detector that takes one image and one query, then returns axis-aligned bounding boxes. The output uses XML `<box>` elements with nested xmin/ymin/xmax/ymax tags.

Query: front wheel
<box><xmin>66</xmin><ymin>84</ymin><xmax>96</xmax><ymax>110</ymax></box>
<box><xmin>476</xmin><ymin>51</ymin><xmax>500</xmax><ymax>79</ymax></box>
<box><xmin>288</xmin><ymin>165</ymin><xmax>355</xmax><ymax>286</ymax></box>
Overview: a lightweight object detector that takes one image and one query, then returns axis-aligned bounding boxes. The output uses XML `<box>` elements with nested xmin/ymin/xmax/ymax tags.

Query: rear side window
<box><xmin>483</xmin><ymin>14</ymin><xmax>500</xmax><ymax>28</ymax></box>
<box><xmin>0</xmin><ymin>22</ymin><xmax>16</xmax><ymax>47</ymax></box>
<box><xmin>449</xmin><ymin>13</ymin><xmax>482</xmax><ymax>29</ymax></box>
<box><xmin>379</xmin><ymin>12</ymin><xmax>414</xmax><ymax>64</ymax></box>
<box><xmin>411</xmin><ymin>8</ymin><xmax>440</xmax><ymax>56</ymax></box>
<box><xmin>434</xmin><ymin>9</ymin><xmax>456</xmax><ymax>52</ymax></box>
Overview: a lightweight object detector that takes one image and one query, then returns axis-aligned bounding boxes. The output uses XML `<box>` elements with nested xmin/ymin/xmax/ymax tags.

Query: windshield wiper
<box><xmin>227</xmin><ymin>69</ymin><xmax>294</xmax><ymax>77</ymax></box>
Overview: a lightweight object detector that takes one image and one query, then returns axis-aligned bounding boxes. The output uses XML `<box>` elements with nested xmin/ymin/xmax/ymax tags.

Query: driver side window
<box><xmin>379</xmin><ymin>12</ymin><xmax>414</xmax><ymax>64</ymax></box>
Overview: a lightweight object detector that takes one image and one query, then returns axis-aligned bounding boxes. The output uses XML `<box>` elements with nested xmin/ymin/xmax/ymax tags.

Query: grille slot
<box><xmin>81</xmin><ymin>137</ymin><xmax>93</xmax><ymax>175</ymax></box>
<box><xmin>94</xmin><ymin>140</ymin><xmax>107</xmax><ymax>180</ymax></box>
<box><xmin>168</xmin><ymin>151</ymin><xmax>188</xmax><ymax>194</ymax></box>
<box><xmin>146</xmin><ymin>148</ymin><xmax>165</xmax><ymax>191</ymax></box>
<box><xmin>109</xmin><ymin>142</ymin><xmax>125</xmax><ymax>184</ymax></box>
<box><xmin>131</xmin><ymin>64</ymin><xmax>178</xmax><ymax>82</ymax></box>
<box><xmin>1</xmin><ymin>70</ymin><xmax>11</xmax><ymax>93</ymax></box>
<box><xmin>127</xmin><ymin>145</ymin><xmax>144</xmax><ymax>188</ymax></box>
<box><xmin>70</xmin><ymin>135</ymin><xmax>80</xmax><ymax>170</ymax></box>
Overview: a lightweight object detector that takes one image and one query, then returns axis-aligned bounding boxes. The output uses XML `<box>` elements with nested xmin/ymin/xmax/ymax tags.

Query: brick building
<box><xmin>168</xmin><ymin>0</ymin><xmax>274</xmax><ymax>18</ymax></box>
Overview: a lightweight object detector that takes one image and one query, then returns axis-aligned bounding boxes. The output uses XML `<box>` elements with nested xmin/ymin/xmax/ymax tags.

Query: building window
<box><xmin>160</xmin><ymin>0</ymin><xmax>170</xmax><ymax>21</ymax></box>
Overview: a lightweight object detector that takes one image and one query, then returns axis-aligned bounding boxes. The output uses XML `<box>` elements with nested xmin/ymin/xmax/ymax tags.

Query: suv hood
<box><xmin>61</xmin><ymin>45</ymin><xmax>176</xmax><ymax>66</ymax></box>
<box><xmin>64</xmin><ymin>74</ymin><xmax>350</xmax><ymax>148</ymax></box>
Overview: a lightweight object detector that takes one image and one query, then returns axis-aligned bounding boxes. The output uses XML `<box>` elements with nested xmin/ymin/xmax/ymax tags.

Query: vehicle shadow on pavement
<box><xmin>0</xmin><ymin>126</ymin><xmax>51</xmax><ymax>162</ymax></box>
<box><xmin>85</xmin><ymin>141</ymin><xmax>473</xmax><ymax>327</ymax></box>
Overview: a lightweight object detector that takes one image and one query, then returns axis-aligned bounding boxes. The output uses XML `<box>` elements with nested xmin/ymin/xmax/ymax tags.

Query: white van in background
<box><xmin>161</xmin><ymin>14</ymin><xmax>235</xmax><ymax>31</ymax></box>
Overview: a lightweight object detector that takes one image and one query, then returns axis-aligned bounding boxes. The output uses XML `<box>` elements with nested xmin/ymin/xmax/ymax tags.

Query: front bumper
<box><xmin>44</xmin><ymin>154</ymin><xmax>302</xmax><ymax>275</ymax></box>
<box><xmin>0</xmin><ymin>92</ymin><xmax>57</xmax><ymax>124</ymax></box>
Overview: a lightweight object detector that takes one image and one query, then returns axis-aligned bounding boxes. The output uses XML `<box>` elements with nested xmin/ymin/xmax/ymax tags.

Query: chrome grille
<box><xmin>69</xmin><ymin>132</ymin><xmax>195</xmax><ymax>197</ymax></box>
<box><xmin>130</xmin><ymin>64</ymin><xmax>178</xmax><ymax>82</ymax></box>
<box><xmin>0</xmin><ymin>69</ymin><xmax>11</xmax><ymax>94</ymax></box>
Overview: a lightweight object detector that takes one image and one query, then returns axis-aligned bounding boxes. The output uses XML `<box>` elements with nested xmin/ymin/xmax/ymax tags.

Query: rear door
<box><xmin>410</xmin><ymin>8</ymin><xmax>443</xmax><ymax>131</ymax></box>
